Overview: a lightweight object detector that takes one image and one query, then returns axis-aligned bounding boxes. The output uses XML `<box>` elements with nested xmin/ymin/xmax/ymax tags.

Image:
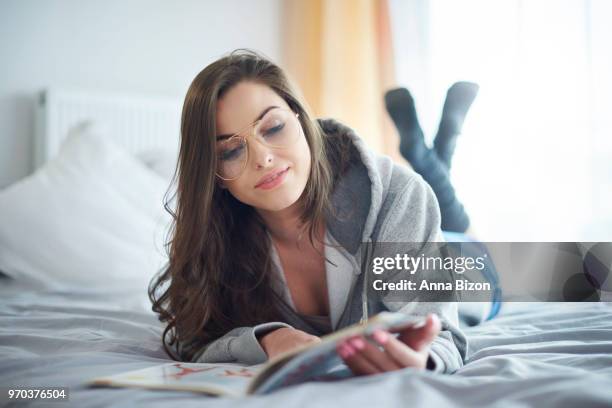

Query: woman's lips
<box><xmin>255</xmin><ymin>167</ymin><xmax>290</xmax><ymax>190</ymax></box>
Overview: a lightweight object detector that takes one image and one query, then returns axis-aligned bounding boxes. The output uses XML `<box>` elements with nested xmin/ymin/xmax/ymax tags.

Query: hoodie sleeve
<box><xmin>375</xmin><ymin>168</ymin><xmax>467</xmax><ymax>374</ymax></box>
<box><xmin>185</xmin><ymin>322</ymin><xmax>293</xmax><ymax>365</ymax></box>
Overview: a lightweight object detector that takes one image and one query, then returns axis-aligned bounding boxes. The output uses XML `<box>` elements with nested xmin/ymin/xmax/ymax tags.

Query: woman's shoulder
<box><xmin>318</xmin><ymin>117</ymin><xmax>436</xmax><ymax>229</ymax></box>
<box><xmin>317</xmin><ymin>118</ymin><xmax>426</xmax><ymax>194</ymax></box>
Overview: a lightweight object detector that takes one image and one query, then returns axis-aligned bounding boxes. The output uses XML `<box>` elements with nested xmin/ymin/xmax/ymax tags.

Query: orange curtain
<box><xmin>282</xmin><ymin>0</ymin><xmax>405</xmax><ymax>164</ymax></box>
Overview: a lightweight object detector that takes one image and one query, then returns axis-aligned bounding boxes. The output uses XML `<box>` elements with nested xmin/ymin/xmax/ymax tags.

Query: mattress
<box><xmin>1</xmin><ymin>278</ymin><xmax>611</xmax><ymax>407</ymax></box>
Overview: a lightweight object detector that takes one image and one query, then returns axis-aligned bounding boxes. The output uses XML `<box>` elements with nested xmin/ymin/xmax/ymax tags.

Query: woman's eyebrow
<box><xmin>216</xmin><ymin>106</ymin><xmax>280</xmax><ymax>140</ymax></box>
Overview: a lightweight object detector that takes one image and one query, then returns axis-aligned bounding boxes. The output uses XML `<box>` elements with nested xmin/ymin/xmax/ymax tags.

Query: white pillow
<box><xmin>137</xmin><ymin>148</ymin><xmax>179</xmax><ymax>184</ymax></box>
<box><xmin>0</xmin><ymin>126</ymin><xmax>172</xmax><ymax>292</ymax></box>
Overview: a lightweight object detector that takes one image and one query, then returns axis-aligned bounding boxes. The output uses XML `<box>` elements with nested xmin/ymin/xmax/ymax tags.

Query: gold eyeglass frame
<box><xmin>215</xmin><ymin>108</ymin><xmax>301</xmax><ymax>181</ymax></box>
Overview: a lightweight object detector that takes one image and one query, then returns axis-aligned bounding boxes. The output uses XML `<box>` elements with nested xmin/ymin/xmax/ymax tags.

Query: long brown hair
<box><xmin>149</xmin><ymin>49</ymin><xmax>353</xmax><ymax>361</ymax></box>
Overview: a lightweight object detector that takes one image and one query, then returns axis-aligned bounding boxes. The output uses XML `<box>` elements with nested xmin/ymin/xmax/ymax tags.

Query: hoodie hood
<box><xmin>317</xmin><ymin>118</ymin><xmax>389</xmax><ymax>256</ymax></box>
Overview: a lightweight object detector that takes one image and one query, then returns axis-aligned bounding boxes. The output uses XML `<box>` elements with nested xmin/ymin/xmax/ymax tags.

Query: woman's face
<box><xmin>215</xmin><ymin>81</ymin><xmax>311</xmax><ymax>212</ymax></box>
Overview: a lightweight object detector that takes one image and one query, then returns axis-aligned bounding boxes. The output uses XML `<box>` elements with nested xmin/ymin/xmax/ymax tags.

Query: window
<box><xmin>390</xmin><ymin>0</ymin><xmax>612</xmax><ymax>240</ymax></box>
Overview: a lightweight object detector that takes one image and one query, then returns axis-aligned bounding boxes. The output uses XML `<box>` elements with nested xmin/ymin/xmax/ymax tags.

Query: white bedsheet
<box><xmin>1</xmin><ymin>278</ymin><xmax>611</xmax><ymax>407</ymax></box>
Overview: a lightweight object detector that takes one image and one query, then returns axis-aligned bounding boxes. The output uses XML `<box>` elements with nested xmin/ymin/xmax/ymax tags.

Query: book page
<box><xmin>91</xmin><ymin>362</ymin><xmax>263</xmax><ymax>397</ymax></box>
<box><xmin>91</xmin><ymin>312</ymin><xmax>425</xmax><ymax>397</ymax></box>
<box><xmin>252</xmin><ymin>343</ymin><xmax>352</xmax><ymax>394</ymax></box>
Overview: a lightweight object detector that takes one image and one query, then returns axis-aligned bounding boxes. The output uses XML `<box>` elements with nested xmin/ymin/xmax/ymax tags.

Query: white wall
<box><xmin>0</xmin><ymin>0</ymin><xmax>282</xmax><ymax>188</ymax></box>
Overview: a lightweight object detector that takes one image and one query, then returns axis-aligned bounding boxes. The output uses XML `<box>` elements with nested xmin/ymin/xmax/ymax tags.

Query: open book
<box><xmin>90</xmin><ymin>312</ymin><xmax>425</xmax><ymax>397</ymax></box>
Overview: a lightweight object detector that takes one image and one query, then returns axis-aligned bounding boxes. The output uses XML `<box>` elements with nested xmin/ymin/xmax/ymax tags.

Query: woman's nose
<box><xmin>250</xmin><ymin>139</ymin><xmax>275</xmax><ymax>169</ymax></box>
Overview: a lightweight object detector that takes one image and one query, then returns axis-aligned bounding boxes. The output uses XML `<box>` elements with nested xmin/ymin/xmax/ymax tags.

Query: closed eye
<box><xmin>263</xmin><ymin>123</ymin><xmax>284</xmax><ymax>136</ymax></box>
<box><xmin>220</xmin><ymin>145</ymin><xmax>245</xmax><ymax>161</ymax></box>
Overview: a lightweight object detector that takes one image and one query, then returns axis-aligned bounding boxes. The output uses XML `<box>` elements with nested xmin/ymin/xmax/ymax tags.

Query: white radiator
<box><xmin>34</xmin><ymin>89</ymin><xmax>183</xmax><ymax>168</ymax></box>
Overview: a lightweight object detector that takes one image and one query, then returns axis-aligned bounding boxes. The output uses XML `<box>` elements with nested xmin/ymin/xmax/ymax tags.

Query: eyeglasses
<box><xmin>215</xmin><ymin>107</ymin><xmax>301</xmax><ymax>181</ymax></box>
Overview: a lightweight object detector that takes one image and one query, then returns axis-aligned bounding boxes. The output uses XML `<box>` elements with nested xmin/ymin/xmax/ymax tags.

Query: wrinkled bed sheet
<box><xmin>1</xmin><ymin>279</ymin><xmax>611</xmax><ymax>408</ymax></box>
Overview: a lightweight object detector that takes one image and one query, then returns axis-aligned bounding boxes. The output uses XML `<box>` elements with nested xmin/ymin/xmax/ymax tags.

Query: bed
<box><xmin>1</xmin><ymin>89</ymin><xmax>611</xmax><ymax>407</ymax></box>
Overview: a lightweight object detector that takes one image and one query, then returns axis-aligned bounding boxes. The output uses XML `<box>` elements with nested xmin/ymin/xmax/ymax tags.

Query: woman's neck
<box><xmin>257</xmin><ymin>201</ymin><xmax>323</xmax><ymax>247</ymax></box>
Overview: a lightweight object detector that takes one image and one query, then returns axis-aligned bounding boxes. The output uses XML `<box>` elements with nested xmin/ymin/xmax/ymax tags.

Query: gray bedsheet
<box><xmin>1</xmin><ymin>279</ymin><xmax>611</xmax><ymax>407</ymax></box>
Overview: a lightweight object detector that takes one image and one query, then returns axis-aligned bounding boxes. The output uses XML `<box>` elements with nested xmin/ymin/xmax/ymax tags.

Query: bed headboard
<box><xmin>34</xmin><ymin>88</ymin><xmax>184</xmax><ymax>168</ymax></box>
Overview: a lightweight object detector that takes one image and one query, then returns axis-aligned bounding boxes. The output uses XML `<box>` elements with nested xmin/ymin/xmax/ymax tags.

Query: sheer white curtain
<box><xmin>389</xmin><ymin>0</ymin><xmax>612</xmax><ymax>241</ymax></box>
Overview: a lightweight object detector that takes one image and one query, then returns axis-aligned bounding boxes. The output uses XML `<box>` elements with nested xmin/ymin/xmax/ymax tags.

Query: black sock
<box><xmin>384</xmin><ymin>88</ymin><xmax>428</xmax><ymax>164</ymax></box>
<box><xmin>385</xmin><ymin>87</ymin><xmax>471</xmax><ymax>233</ymax></box>
<box><xmin>433</xmin><ymin>81</ymin><xmax>479</xmax><ymax>169</ymax></box>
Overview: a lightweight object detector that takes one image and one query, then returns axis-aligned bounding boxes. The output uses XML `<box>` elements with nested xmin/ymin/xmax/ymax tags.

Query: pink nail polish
<box><xmin>351</xmin><ymin>338</ymin><xmax>365</xmax><ymax>350</ymax></box>
<box><xmin>373</xmin><ymin>330</ymin><xmax>389</xmax><ymax>344</ymax></box>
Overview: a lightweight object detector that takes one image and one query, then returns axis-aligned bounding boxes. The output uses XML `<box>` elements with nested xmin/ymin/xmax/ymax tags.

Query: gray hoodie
<box><xmin>188</xmin><ymin>118</ymin><xmax>467</xmax><ymax>374</ymax></box>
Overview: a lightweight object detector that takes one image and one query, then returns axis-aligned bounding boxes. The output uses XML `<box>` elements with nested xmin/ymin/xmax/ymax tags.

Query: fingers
<box><xmin>337</xmin><ymin>336</ymin><xmax>403</xmax><ymax>375</ymax></box>
<box><xmin>370</xmin><ymin>329</ymin><xmax>424</xmax><ymax>367</ymax></box>
<box><xmin>398</xmin><ymin>314</ymin><xmax>441</xmax><ymax>351</ymax></box>
<box><xmin>337</xmin><ymin>340</ymin><xmax>380</xmax><ymax>376</ymax></box>
<box><xmin>351</xmin><ymin>337</ymin><xmax>402</xmax><ymax>372</ymax></box>
<box><xmin>336</xmin><ymin>314</ymin><xmax>442</xmax><ymax>376</ymax></box>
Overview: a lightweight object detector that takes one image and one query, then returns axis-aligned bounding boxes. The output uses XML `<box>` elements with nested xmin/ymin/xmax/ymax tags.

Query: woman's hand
<box><xmin>259</xmin><ymin>327</ymin><xmax>321</xmax><ymax>359</ymax></box>
<box><xmin>336</xmin><ymin>314</ymin><xmax>441</xmax><ymax>375</ymax></box>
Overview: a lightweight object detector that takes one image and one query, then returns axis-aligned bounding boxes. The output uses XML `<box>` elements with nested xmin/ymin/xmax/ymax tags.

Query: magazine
<box><xmin>90</xmin><ymin>312</ymin><xmax>425</xmax><ymax>397</ymax></box>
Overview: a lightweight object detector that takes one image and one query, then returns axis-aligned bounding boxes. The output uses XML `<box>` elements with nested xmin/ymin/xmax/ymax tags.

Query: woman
<box><xmin>149</xmin><ymin>49</ymin><xmax>466</xmax><ymax>376</ymax></box>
